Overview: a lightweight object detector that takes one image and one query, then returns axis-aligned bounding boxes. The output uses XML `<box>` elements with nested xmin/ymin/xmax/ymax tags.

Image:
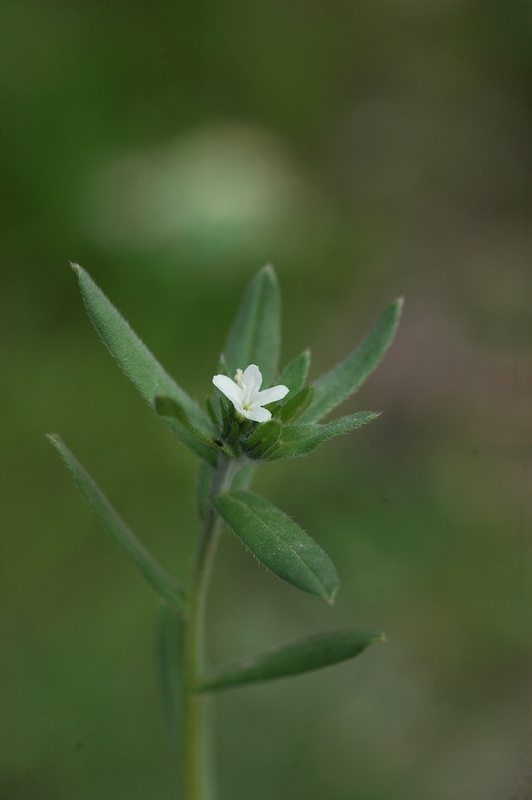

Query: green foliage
<box><xmin>268</xmin><ymin>411</ymin><xmax>379</xmax><ymax>460</ymax></box>
<box><xmin>241</xmin><ymin>418</ymin><xmax>282</xmax><ymax>459</ymax></box>
<box><xmin>154</xmin><ymin>394</ymin><xmax>235</xmax><ymax>459</ymax></box>
<box><xmin>278</xmin><ymin>349</ymin><xmax>311</xmax><ymax>395</ymax></box>
<box><xmin>213</xmin><ymin>490</ymin><xmax>339</xmax><ymax>602</ymax></box>
<box><xmin>199</xmin><ymin>630</ymin><xmax>384</xmax><ymax>692</ymax></box>
<box><xmin>223</xmin><ymin>264</ymin><xmax>281</xmax><ymax>389</ymax></box>
<box><xmin>72</xmin><ymin>264</ymin><xmax>216</xmax><ymax>465</ymax></box>
<box><xmin>49</xmin><ymin>264</ymin><xmax>401</xmax><ymax>800</ymax></box>
<box><xmin>277</xmin><ymin>385</ymin><xmax>314</xmax><ymax>424</ymax></box>
<box><xmin>47</xmin><ymin>434</ymin><xmax>187</xmax><ymax>611</ymax></box>
<box><xmin>300</xmin><ymin>297</ymin><xmax>403</xmax><ymax>423</ymax></box>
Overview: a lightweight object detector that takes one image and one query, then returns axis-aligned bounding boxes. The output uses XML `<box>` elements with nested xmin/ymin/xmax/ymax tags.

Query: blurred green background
<box><xmin>1</xmin><ymin>1</ymin><xmax>531</xmax><ymax>798</ymax></box>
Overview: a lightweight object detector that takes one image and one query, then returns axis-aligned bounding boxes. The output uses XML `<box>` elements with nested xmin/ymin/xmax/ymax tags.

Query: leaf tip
<box><xmin>393</xmin><ymin>296</ymin><xmax>405</xmax><ymax>314</ymax></box>
<box><xmin>325</xmin><ymin>585</ymin><xmax>340</xmax><ymax>605</ymax></box>
<box><xmin>261</xmin><ymin>262</ymin><xmax>279</xmax><ymax>286</ymax></box>
<box><xmin>45</xmin><ymin>432</ymin><xmax>59</xmax><ymax>444</ymax></box>
<box><xmin>70</xmin><ymin>261</ymin><xmax>81</xmax><ymax>273</ymax></box>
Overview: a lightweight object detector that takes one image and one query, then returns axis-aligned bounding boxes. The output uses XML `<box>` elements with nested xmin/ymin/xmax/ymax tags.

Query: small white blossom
<box><xmin>212</xmin><ymin>364</ymin><xmax>289</xmax><ymax>423</ymax></box>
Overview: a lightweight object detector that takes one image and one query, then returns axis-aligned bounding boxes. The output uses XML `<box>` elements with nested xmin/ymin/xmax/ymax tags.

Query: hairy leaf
<box><xmin>278</xmin><ymin>386</ymin><xmax>314</xmax><ymax>425</ymax></box>
<box><xmin>199</xmin><ymin>629</ymin><xmax>384</xmax><ymax>692</ymax></box>
<box><xmin>223</xmin><ymin>265</ymin><xmax>281</xmax><ymax>389</ymax></box>
<box><xmin>155</xmin><ymin>394</ymin><xmax>234</xmax><ymax>459</ymax></box>
<box><xmin>278</xmin><ymin>349</ymin><xmax>311</xmax><ymax>396</ymax></box>
<box><xmin>72</xmin><ymin>264</ymin><xmax>215</xmax><ymax>464</ymax></box>
<box><xmin>47</xmin><ymin>434</ymin><xmax>187</xmax><ymax>611</ymax></box>
<box><xmin>213</xmin><ymin>490</ymin><xmax>338</xmax><ymax>601</ymax></box>
<box><xmin>268</xmin><ymin>411</ymin><xmax>378</xmax><ymax>460</ymax></box>
<box><xmin>301</xmin><ymin>298</ymin><xmax>403</xmax><ymax>423</ymax></box>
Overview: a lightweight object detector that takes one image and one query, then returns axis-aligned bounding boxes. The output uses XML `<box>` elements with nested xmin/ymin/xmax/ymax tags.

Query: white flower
<box><xmin>212</xmin><ymin>364</ymin><xmax>289</xmax><ymax>423</ymax></box>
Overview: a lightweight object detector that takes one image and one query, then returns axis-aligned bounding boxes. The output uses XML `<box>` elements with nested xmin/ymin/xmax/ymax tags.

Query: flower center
<box><xmin>235</xmin><ymin>367</ymin><xmax>258</xmax><ymax>410</ymax></box>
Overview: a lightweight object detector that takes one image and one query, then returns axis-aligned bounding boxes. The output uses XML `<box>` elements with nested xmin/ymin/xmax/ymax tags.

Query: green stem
<box><xmin>183</xmin><ymin>456</ymin><xmax>238</xmax><ymax>800</ymax></box>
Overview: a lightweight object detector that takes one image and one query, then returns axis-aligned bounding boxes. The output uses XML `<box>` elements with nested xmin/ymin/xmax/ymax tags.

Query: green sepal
<box><xmin>242</xmin><ymin>419</ymin><xmax>282</xmax><ymax>460</ymax></box>
<box><xmin>213</xmin><ymin>490</ymin><xmax>339</xmax><ymax>602</ymax></box>
<box><xmin>155</xmin><ymin>394</ymin><xmax>235</xmax><ymax>460</ymax></box>
<box><xmin>278</xmin><ymin>349</ymin><xmax>311</xmax><ymax>396</ymax></box>
<box><xmin>300</xmin><ymin>298</ymin><xmax>403</xmax><ymax>423</ymax></box>
<box><xmin>267</xmin><ymin>411</ymin><xmax>378</xmax><ymax>460</ymax></box>
<box><xmin>71</xmin><ymin>264</ymin><xmax>214</xmax><ymax>464</ymax></box>
<box><xmin>278</xmin><ymin>386</ymin><xmax>314</xmax><ymax>425</ymax></box>
<box><xmin>198</xmin><ymin>629</ymin><xmax>384</xmax><ymax>692</ymax></box>
<box><xmin>223</xmin><ymin>265</ymin><xmax>281</xmax><ymax>389</ymax></box>
<box><xmin>217</xmin><ymin>394</ymin><xmax>234</xmax><ymax>438</ymax></box>
<box><xmin>47</xmin><ymin>434</ymin><xmax>187</xmax><ymax>612</ymax></box>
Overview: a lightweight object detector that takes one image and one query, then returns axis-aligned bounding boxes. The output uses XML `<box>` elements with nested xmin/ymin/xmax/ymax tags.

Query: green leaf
<box><xmin>47</xmin><ymin>434</ymin><xmax>187</xmax><ymax>611</ymax></box>
<box><xmin>198</xmin><ymin>629</ymin><xmax>384</xmax><ymax>692</ymax></box>
<box><xmin>156</xmin><ymin>606</ymin><xmax>185</xmax><ymax>796</ymax></box>
<box><xmin>155</xmin><ymin>394</ymin><xmax>235</xmax><ymax>459</ymax></box>
<box><xmin>278</xmin><ymin>386</ymin><xmax>314</xmax><ymax>425</ymax></box>
<box><xmin>213</xmin><ymin>490</ymin><xmax>339</xmax><ymax>601</ymax></box>
<box><xmin>268</xmin><ymin>411</ymin><xmax>378</xmax><ymax>460</ymax></box>
<box><xmin>72</xmin><ymin>264</ymin><xmax>215</xmax><ymax>465</ymax></box>
<box><xmin>300</xmin><ymin>298</ymin><xmax>403</xmax><ymax>423</ymax></box>
<box><xmin>278</xmin><ymin>349</ymin><xmax>311</xmax><ymax>395</ymax></box>
<box><xmin>223</xmin><ymin>265</ymin><xmax>281</xmax><ymax>389</ymax></box>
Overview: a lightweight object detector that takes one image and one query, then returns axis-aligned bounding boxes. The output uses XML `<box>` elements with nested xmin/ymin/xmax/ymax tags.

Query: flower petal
<box><xmin>256</xmin><ymin>384</ymin><xmax>289</xmax><ymax>406</ymax></box>
<box><xmin>213</xmin><ymin>375</ymin><xmax>243</xmax><ymax>407</ymax></box>
<box><xmin>244</xmin><ymin>406</ymin><xmax>272</xmax><ymax>423</ymax></box>
<box><xmin>242</xmin><ymin>364</ymin><xmax>263</xmax><ymax>392</ymax></box>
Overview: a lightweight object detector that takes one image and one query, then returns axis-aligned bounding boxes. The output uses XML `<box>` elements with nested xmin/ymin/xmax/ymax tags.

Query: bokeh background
<box><xmin>1</xmin><ymin>2</ymin><xmax>531</xmax><ymax>798</ymax></box>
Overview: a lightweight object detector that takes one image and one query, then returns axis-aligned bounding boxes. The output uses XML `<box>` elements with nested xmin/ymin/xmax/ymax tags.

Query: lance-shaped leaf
<box><xmin>198</xmin><ymin>629</ymin><xmax>384</xmax><ymax>692</ymax></box>
<box><xmin>213</xmin><ymin>490</ymin><xmax>338</xmax><ymax>602</ymax></box>
<box><xmin>278</xmin><ymin>386</ymin><xmax>314</xmax><ymax>425</ymax></box>
<box><xmin>300</xmin><ymin>298</ymin><xmax>403</xmax><ymax>424</ymax></box>
<box><xmin>72</xmin><ymin>264</ymin><xmax>215</xmax><ymax>465</ymax></box>
<box><xmin>223</xmin><ymin>265</ymin><xmax>281</xmax><ymax>389</ymax></box>
<box><xmin>155</xmin><ymin>394</ymin><xmax>235</xmax><ymax>459</ymax></box>
<box><xmin>268</xmin><ymin>411</ymin><xmax>378</xmax><ymax>460</ymax></box>
<box><xmin>47</xmin><ymin>434</ymin><xmax>187</xmax><ymax>611</ymax></box>
<box><xmin>278</xmin><ymin>349</ymin><xmax>311</xmax><ymax>396</ymax></box>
